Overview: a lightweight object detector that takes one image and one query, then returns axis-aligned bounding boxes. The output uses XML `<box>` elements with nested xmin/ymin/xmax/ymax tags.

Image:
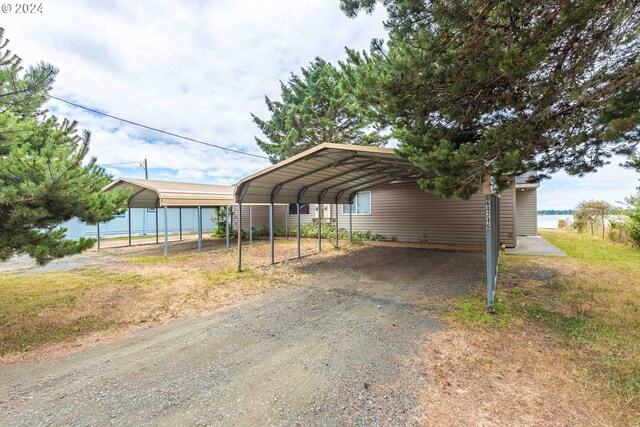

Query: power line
<box><xmin>98</xmin><ymin>161</ymin><xmax>144</xmax><ymax>166</ymax></box>
<box><xmin>48</xmin><ymin>95</ymin><xmax>270</xmax><ymax>160</ymax></box>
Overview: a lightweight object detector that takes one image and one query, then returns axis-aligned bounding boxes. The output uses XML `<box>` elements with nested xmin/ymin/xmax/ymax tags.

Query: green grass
<box><xmin>444</xmin><ymin>229</ymin><xmax>640</xmax><ymax>420</ymax></box>
<box><xmin>0</xmin><ymin>269</ymin><xmax>167</xmax><ymax>355</ymax></box>
<box><xmin>541</xmin><ymin>229</ymin><xmax>640</xmax><ymax>269</ymax></box>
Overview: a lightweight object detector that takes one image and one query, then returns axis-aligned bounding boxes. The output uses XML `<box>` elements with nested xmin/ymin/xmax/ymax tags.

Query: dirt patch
<box><xmin>419</xmin><ymin>325</ymin><xmax>615</xmax><ymax>426</ymax></box>
<box><xmin>274</xmin><ymin>246</ymin><xmax>485</xmax><ymax>303</ymax></box>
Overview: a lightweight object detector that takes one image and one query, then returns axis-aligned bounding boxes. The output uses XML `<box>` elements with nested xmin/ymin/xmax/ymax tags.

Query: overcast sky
<box><xmin>4</xmin><ymin>0</ymin><xmax>638</xmax><ymax>210</ymax></box>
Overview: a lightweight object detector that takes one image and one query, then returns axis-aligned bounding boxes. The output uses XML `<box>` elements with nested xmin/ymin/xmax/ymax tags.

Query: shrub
<box><xmin>624</xmin><ymin>188</ymin><xmax>640</xmax><ymax>247</ymax></box>
<box><xmin>557</xmin><ymin>219</ymin><xmax>568</xmax><ymax>229</ymax></box>
<box><xmin>628</xmin><ymin>212</ymin><xmax>640</xmax><ymax>247</ymax></box>
<box><xmin>249</xmin><ymin>221</ymin><xmax>397</xmax><ymax>242</ymax></box>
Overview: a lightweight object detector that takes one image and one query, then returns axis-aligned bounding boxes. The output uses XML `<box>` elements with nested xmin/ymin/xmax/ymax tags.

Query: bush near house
<box><xmin>250</xmin><ymin>221</ymin><xmax>397</xmax><ymax>242</ymax></box>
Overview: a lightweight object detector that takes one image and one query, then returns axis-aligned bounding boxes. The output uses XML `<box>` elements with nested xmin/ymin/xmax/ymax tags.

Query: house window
<box><xmin>342</xmin><ymin>192</ymin><xmax>371</xmax><ymax>215</ymax></box>
<box><xmin>289</xmin><ymin>203</ymin><xmax>310</xmax><ymax>214</ymax></box>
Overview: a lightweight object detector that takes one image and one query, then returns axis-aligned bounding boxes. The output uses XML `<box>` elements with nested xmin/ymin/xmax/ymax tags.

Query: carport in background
<box><xmin>102</xmin><ymin>178</ymin><xmax>237</xmax><ymax>256</ymax></box>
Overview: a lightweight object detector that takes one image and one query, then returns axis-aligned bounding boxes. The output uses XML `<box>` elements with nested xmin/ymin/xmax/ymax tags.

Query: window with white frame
<box><xmin>342</xmin><ymin>191</ymin><xmax>371</xmax><ymax>215</ymax></box>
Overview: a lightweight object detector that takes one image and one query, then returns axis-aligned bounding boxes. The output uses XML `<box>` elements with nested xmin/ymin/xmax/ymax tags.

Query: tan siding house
<box><xmin>241</xmin><ymin>181</ymin><xmax>518</xmax><ymax>248</ymax></box>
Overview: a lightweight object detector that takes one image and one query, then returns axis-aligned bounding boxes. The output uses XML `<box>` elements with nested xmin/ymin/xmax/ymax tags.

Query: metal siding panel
<box><xmin>329</xmin><ymin>182</ymin><xmax>516</xmax><ymax>246</ymax></box>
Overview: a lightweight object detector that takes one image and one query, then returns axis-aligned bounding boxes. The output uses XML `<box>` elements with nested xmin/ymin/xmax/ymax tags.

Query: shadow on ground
<box><xmin>0</xmin><ymin>245</ymin><xmax>485</xmax><ymax>426</ymax></box>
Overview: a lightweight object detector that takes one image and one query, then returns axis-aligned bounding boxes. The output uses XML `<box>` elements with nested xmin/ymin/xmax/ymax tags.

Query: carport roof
<box><xmin>234</xmin><ymin>143</ymin><xmax>426</xmax><ymax>204</ymax></box>
<box><xmin>104</xmin><ymin>178</ymin><xmax>235</xmax><ymax>208</ymax></box>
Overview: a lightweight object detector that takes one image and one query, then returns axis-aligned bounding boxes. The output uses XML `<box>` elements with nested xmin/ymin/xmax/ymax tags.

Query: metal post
<box><xmin>179</xmin><ymin>207</ymin><xmax>182</xmax><ymax>241</ymax></box>
<box><xmin>335</xmin><ymin>203</ymin><xmax>339</xmax><ymax>247</ymax></box>
<box><xmin>495</xmin><ymin>196</ymin><xmax>500</xmax><ymax>268</ymax></box>
<box><xmin>285</xmin><ymin>208</ymin><xmax>288</xmax><ymax>238</ymax></box>
<box><xmin>142</xmin><ymin>159</ymin><xmax>148</xmax><ymax>235</ymax></box>
<box><xmin>97</xmin><ymin>222</ymin><xmax>100</xmax><ymax>249</ymax></box>
<box><xmin>349</xmin><ymin>203</ymin><xmax>353</xmax><ymax>242</ymax></box>
<box><xmin>197</xmin><ymin>206</ymin><xmax>202</xmax><ymax>253</ymax></box>
<box><xmin>225</xmin><ymin>205</ymin><xmax>230</xmax><ymax>249</ymax></box>
<box><xmin>163</xmin><ymin>206</ymin><xmax>169</xmax><ymax>258</ymax></box>
<box><xmin>297</xmin><ymin>203</ymin><xmax>301</xmax><ymax>258</ymax></box>
<box><xmin>485</xmin><ymin>195</ymin><xmax>496</xmax><ymax>309</ymax></box>
<box><xmin>269</xmin><ymin>203</ymin><xmax>275</xmax><ymax>264</ymax></box>
<box><xmin>155</xmin><ymin>208</ymin><xmax>159</xmax><ymax>244</ymax></box>
<box><xmin>128</xmin><ymin>208</ymin><xmax>132</xmax><ymax>246</ymax></box>
<box><xmin>249</xmin><ymin>205</ymin><xmax>253</xmax><ymax>245</ymax></box>
<box><xmin>238</xmin><ymin>203</ymin><xmax>243</xmax><ymax>272</ymax></box>
<box><xmin>318</xmin><ymin>203</ymin><xmax>322</xmax><ymax>252</ymax></box>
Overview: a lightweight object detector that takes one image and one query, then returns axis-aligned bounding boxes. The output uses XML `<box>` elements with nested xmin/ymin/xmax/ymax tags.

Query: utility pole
<box><xmin>143</xmin><ymin>159</ymin><xmax>149</xmax><ymax>179</ymax></box>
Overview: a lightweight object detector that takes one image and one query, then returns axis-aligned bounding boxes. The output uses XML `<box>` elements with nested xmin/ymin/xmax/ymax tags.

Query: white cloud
<box><xmin>4</xmin><ymin>0</ymin><xmax>386</xmax><ymax>183</ymax></box>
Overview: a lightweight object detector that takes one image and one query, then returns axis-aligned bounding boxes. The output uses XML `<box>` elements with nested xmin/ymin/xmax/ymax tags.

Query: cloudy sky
<box><xmin>4</xmin><ymin>0</ymin><xmax>638</xmax><ymax>209</ymax></box>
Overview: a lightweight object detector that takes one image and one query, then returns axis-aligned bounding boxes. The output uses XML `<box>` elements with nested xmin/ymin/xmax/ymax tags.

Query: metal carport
<box><xmin>233</xmin><ymin>143</ymin><xmax>500</xmax><ymax>309</ymax></box>
<box><xmin>102</xmin><ymin>178</ymin><xmax>236</xmax><ymax>256</ymax></box>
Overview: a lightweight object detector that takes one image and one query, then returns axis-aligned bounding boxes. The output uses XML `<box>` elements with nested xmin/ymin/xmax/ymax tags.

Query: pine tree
<box><xmin>340</xmin><ymin>1</ymin><xmax>640</xmax><ymax>198</ymax></box>
<box><xmin>0</xmin><ymin>28</ymin><xmax>129</xmax><ymax>264</ymax></box>
<box><xmin>252</xmin><ymin>57</ymin><xmax>388</xmax><ymax>163</ymax></box>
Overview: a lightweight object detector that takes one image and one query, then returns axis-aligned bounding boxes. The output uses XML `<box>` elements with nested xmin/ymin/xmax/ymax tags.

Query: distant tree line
<box><xmin>537</xmin><ymin>209</ymin><xmax>574</xmax><ymax>215</ymax></box>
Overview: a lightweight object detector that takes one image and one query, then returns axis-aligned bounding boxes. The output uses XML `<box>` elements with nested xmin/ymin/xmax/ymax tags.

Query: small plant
<box><xmin>249</xmin><ymin>221</ymin><xmax>397</xmax><ymax>243</ymax></box>
<box><xmin>625</xmin><ymin>189</ymin><xmax>640</xmax><ymax>247</ymax></box>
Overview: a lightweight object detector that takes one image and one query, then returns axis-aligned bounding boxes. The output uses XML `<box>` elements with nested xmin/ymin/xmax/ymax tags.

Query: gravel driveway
<box><xmin>0</xmin><ymin>248</ymin><xmax>484</xmax><ymax>426</ymax></box>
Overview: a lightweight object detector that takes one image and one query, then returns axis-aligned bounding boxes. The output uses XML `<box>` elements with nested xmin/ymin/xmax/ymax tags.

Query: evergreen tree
<box><xmin>0</xmin><ymin>28</ymin><xmax>128</xmax><ymax>264</ymax></box>
<box><xmin>340</xmin><ymin>1</ymin><xmax>640</xmax><ymax>198</ymax></box>
<box><xmin>252</xmin><ymin>57</ymin><xmax>388</xmax><ymax>163</ymax></box>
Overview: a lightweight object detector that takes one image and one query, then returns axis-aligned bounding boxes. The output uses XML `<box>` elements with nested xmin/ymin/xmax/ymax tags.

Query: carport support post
<box><xmin>296</xmin><ymin>203</ymin><xmax>301</xmax><ymax>258</ymax></box>
<box><xmin>249</xmin><ymin>205</ymin><xmax>253</xmax><ymax>245</ymax></box>
<box><xmin>285</xmin><ymin>209</ymin><xmax>288</xmax><ymax>238</ymax></box>
<box><xmin>197</xmin><ymin>206</ymin><xmax>202</xmax><ymax>253</ymax></box>
<box><xmin>269</xmin><ymin>203</ymin><xmax>275</xmax><ymax>264</ymax></box>
<box><xmin>484</xmin><ymin>177</ymin><xmax>499</xmax><ymax>310</ymax></box>
<box><xmin>225</xmin><ymin>206</ymin><xmax>230</xmax><ymax>249</ymax></box>
<box><xmin>335</xmin><ymin>203</ymin><xmax>339</xmax><ymax>247</ymax></box>
<box><xmin>155</xmin><ymin>208</ymin><xmax>159</xmax><ymax>244</ymax></box>
<box><xmin>485</xmin><ymin>195</ymin><xmax>496</xmax><ymax>309</ymax></box>
<box><xmin>97</xmin><ymin>222</ymin><xmax>100</xmax><ymax>249</ymax></box>
<box><xmin>128</xmin><ymin>208</ymin><xmax>132</xmax><ymax>246</ymax></box>
<box><xmin>318</xmin><ymin>203</ymin><xmax>322</xmax><ymax>252</ymax></box>
<box><xmin>237</xmin><ymin>203</ymin><xmax>242</xmax><ymax>272</ymax></box>
<box><xmin>163</xmin><ymin>206</ymin><xmax>169</xmax><ymax>258</ymax></box>
<box><xmin>179</xmin><ymin>207</ymin><xmax>182</xmax><ymax>241</ymax></box>
<box><xmin>349</xmin><ymin>204</ymin><xmax>353</xmax><ymax>242</ymax></box>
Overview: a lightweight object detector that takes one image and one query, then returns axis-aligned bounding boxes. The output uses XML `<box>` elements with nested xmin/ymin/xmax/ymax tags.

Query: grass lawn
<box><xmin>443</xmin><ymin>229</ymin><xmax>640</xmax><ymax>424</ymax></box>
<box><xmin>0</xmin><ymin>260</ymin><xmax>275</xmax><ymax>360</ymax></box>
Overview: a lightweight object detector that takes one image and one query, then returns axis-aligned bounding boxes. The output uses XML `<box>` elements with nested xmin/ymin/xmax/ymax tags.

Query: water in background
<box><xmin>538</xmin><ymin>214</ymin><xmax>572</xmax><ymax>229</ymax></box>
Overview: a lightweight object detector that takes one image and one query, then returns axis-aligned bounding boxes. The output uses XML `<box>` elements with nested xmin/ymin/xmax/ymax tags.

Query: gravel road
<box><xmin>0</xmin><ymin>248</ymin><xmax>484</xmax><ymax>426</ymax></box>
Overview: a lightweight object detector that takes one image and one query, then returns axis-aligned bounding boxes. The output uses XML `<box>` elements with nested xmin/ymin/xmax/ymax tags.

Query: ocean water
<box><xmin>538</xmin><ymin>214</ymin><xmax>572</xmax><ymax>229</ymax></box>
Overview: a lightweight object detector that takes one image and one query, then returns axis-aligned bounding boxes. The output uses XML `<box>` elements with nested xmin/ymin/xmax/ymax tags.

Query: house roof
<box><xmin>103</xmin><ymin>178</ymin><xmax>235</xmax><ymax>208</ymax></box>
<box><xmin>234</xmin><ymin>143</ymin><xmax>427</xmax><ymax>204</ymax></box>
